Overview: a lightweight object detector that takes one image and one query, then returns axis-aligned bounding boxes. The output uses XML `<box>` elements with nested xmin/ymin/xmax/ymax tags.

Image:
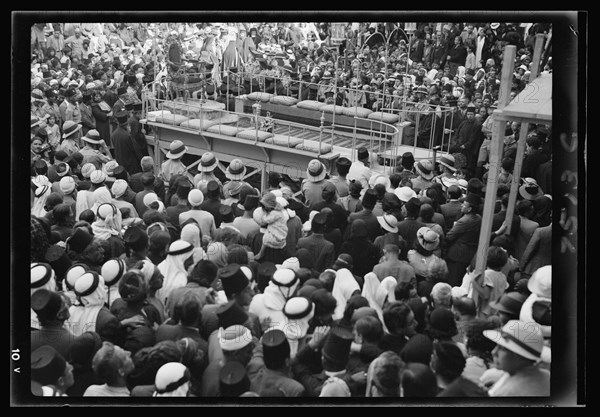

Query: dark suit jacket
<box><xmin>445</xmin><ymin>213</ymin><xmax>481</xmax><ymax>263</ymax></box>
<box><xmin>521</xmin><ymin>224</ymin><xmax>552</xmax><ymax>275</ymax></box>
<box><xmin>111</xmin><ymin>125</ymin><xmax>144</xmax><ymax>177</ymax></box>
<box><xmin>515</xmin><ymin>217</ymin><xmax>539</xmax><ymax>262</ymax></box>
<box><xmin>397</xmin><ymin>218</ymin><xmax>427</xmax><ymax>250</ymax></box>
<box><xmin>347</xmin><ymin>209</ymin><xmax>381</xmax><ymax>242</ymax></box>
<box><xmin>441</xmin><ymin>200</ymin><xmax>463</xmax><ymax>232</ymax></box>
<box><xmin>297</xmin><ymin>234</ymin><xmax>335</xmax><ymax>273</ymax></box>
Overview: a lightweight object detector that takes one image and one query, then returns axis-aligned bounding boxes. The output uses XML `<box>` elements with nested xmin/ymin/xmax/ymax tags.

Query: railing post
<box><xmin>318</xmin><ymin>111</ymin><xmax>325</xmax><ymax>157</ymax></box>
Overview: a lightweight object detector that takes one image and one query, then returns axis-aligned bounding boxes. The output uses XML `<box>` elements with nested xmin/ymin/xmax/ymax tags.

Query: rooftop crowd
<box><xmin>29</xmin><ymin>21</ymin><xmax>552</xmax><ymax>399</ymax></box>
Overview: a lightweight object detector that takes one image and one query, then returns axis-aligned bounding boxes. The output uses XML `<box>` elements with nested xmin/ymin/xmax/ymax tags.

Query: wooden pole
<box><xmin>529</xmin><ymin>34</ymin><xmax>546</xmax><ymax>82</ymax></box>
<box><xmin>504</xmin><ymin>34</ymin><xmax>546</xmax><ymax>235</ymax></box>
<box><xmin>473</xmin><ymin>45</ymin><xmax>516</xmax><ymax>311</ymax></box>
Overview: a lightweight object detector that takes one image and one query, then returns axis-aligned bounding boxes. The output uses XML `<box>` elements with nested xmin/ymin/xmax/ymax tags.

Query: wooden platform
<box><xmin>498</xmin><ymin>72</ymin><xmax>552</xmax><ymax>123</ymax></box>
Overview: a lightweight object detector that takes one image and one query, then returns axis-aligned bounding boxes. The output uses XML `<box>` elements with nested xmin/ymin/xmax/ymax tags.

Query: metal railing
<box><xmin>143</xmin><ymin>94</ymin><xmax>400</xmax><ymax>163</ymax></box>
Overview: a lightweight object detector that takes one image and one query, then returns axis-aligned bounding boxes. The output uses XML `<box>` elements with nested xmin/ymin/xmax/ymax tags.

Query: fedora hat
<box><xmin>483</xmin><ymin>319</ymin><xmax>544</xmax><ymax>361</ymax></box>
<box><xmin>438</xmin><ymin>154</ymin><xmax>456</xmax><ymax>171</ymax></box>
<box><xmin>519</xmin><ymin>178</ymin><xmax>543</xmax><ymax>200</ymax></box>
<box><xmin>395</xmin><ymin>186</ymin><xmax>417</xmax><ymax>203</ymax></box>
<box><xmin>226</xmin><ymin>159</ymin><xmax>246</xmax><ymax>181</ymax></box>
<box><xmin>82</xmin><ymin>129</ymin><xmax>102</xmax><ymax>144</ymax></box>
<box><xmin>199</xmin><ymin>152</ymin><xmax>219</xmax><ymax>173</ymax></box>
<box><xmin>306</xmin><ymin>159</ymin><xmax>326</xmax><ymax>182</ymax></box>
<box><xmin>377</xmin><ymin>214</ymin><xmax>398</xmax><ymax>233</ymax></box>
<box><xmin>489</xmin><ymin>291</ymin><xmax>528</xmax><ymax>317</ymax></box>
<box><xmin>166</xmin><ymin>140</ymin><xmax>188</xmax><ymax>159</ymax></box>
<box><xmin>416</xmin><ymin>227</ymin><xmax>440</xmax><ymax>251</ymax></box>
<box><xmin>415</xmin><ymin>160</ymin><xmax>435</xmax><ymax>180</ymax></box>
<box><xmin>62</xmin><ymin>120</ymin><xmax>82</xmax><ymax>139</ymax></box>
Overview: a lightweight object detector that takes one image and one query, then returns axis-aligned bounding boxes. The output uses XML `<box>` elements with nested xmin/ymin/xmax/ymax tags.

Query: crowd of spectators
<box><xmin>29</xmin><ymin>21</ymin><xmax>553</xmax><ymax>399</ymax></box>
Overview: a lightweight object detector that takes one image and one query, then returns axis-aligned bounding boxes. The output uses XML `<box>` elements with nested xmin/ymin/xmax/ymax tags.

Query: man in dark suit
<box><xmin>445</xmin><ymin>193</ymin><xmax>482</xmax><ymax>287</ymax></box>
<box><xmin>514</xmin><ymin>200</ymin><xmax>539</xmax><ymax>262</ymax></box>
<box><xmin>520</xmin><ymin>224</ymin><xmax>552</xmax><ymax>276</ymax></box>
<box><xmin>111</xmin><ymin>112</ymin><xmax>145</xmax><ymax>177</ymax></box>
<box><xmin>128</xmin><ymin>156</ymin><xmax>166</xmax><ymax>201</ymax></box>
<box><xmin>347</xmin><ymin>189</ymin><xmax>380</xmax><ymax>242</ymax></box>
<box><xmin>521</xmin><ymin>135</ymin><xmax>550</xmax><ymax>182</ymax></box>
<box><xmin>296</xmin><ymin>213</ymin><xmax>336</xmax><ymax>273</ymax></box>
<box><xmin>492</xmin><ymin>194</ymin><xmax>521</xmax><ymax>240</ymax></box>
<box><xmin>440</xmin><ymin>185</ymin><xmax>464</xmax><ymax>232</ymax></box>
<box><xmin>201</xmin><ymin>180</ymin><xmax>226</xmax><ymax>228</ymax></box>
<box><xmin>312</xmin><ymin>182</ymin><xmax>348</xmax><ymax>234</ymax></box>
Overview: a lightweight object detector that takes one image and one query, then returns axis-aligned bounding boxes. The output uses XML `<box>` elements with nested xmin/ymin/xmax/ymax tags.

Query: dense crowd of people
<box><xmin>30</xmin><ymin>21</ymin><xmax>552</xmax><ymax>399</ymax></box>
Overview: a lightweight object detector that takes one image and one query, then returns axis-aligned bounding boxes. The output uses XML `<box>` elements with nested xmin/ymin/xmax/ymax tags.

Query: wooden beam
<box><xmin>505</xmin><ymin>122</ymin><xmax>529</xmax><ymax>235</ymax></box>
<box><xmin>473</xmin><ymin>45</ymin><xmax>516</xmax><ymax>312</ymax></box>
<box><xmin>529</xmin><ymin>34</ymin><xmax>546</xmax><ymax>81</ymax></box>
<box><xmin>504</xmin><ymin>33</ymin><xmax>547</xmax><ymax>235</ymax></box>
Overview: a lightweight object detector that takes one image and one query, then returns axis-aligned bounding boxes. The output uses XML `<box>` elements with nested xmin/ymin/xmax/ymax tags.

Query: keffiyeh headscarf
<box><xmin>92</xmin><ymin>203</ymin><xmax>123</xmax><ymax>240</ymax></box>
<box><xmin>156</xmin><ymin>241</ymin><xmax>194</xmax><ymax>308</ymax></box>
<box><xmin>332</xmin><ymin>268</ymin><xmax>360</xmax><ymax>320</ymax></box>
<box><xmin>68</xmin><ymin>274</ymin><xmax>108</xmax><ymax>337</ymax></box>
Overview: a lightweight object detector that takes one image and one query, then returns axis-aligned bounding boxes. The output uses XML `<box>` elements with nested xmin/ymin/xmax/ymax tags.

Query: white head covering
<box><xmin>90</xmin><ymin>187</ymin><xmax>113</xmax><ymax>213</ymax></box>
<box><xmin>266</xmin><ymin>268</ymin><xmax>300</xmax><ymax>307</ymax></box>
<box><xmin>180</xmin><ymin>223</ymin><xmax>206</xmax><ymax>267</ymax></box>
<box><xmin>381</xmin><ymin>276</ymin><xmax>397</xmax><ymax>303</ymax></box>
<box><xmin>91</xmin><ymin>203</ymin><xmax>123</xmax><ymax>240</ymax></box>
<box><xmin>282</xmin><ymin>297</ymin><xmax>315</xmax><ymax>358</ymax></box>
<box><xmin>68</xmin><ymin>272</ymin><xmax>108</xmax><ymax>337</ymax></box>
<box><xmin>156</xmin><ymin>240</ymin><xmax>194</xmax><ymax>307</ymax></box>
<box><xmin>361</xmin><ymin>272</ymin><xmax>388</xmax><ymax>326</ymax></box>
<box><xmin>153</xmin><ymin>362</ymin><xmax>191</xmax><ymax>397</ymax></box>
<box><xmin>332</xmin><ymin>268</ymin><xmax>360</xmax><ymax>320</ymax></box>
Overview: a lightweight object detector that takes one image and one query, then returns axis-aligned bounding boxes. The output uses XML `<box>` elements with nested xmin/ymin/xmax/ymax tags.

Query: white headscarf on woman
<box><xmin>380</xmin><ymin>276</ymin><xmax>397</xmax><ymax>303</ymax></box>
<box><xmin>156</xmin><ymin>240</ymin><xmax>194</xmax><ymax>311</ymax></box>
<box><xmin>332</xmin><ymin>268</ymin><xmax>360</xmax><ymax>320</ymax></box>
<box><xmin>68</xmin><ymin>274</ymin><xmax>108</xmax><ymax>337</ymax></box>
<box><xmin>361</xmin><ymin>272</ymin><xmax>388</xmax><ymax>326</ymax></box>
<box><xmin>180</xmin><ymin>223</ymin><xmax>206</xmax><ymax>270</ymax></box>
<box><xmin>90</xmin><ymin>187</ymin><xmax>113</xmax><ymax>215</ymax></box>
